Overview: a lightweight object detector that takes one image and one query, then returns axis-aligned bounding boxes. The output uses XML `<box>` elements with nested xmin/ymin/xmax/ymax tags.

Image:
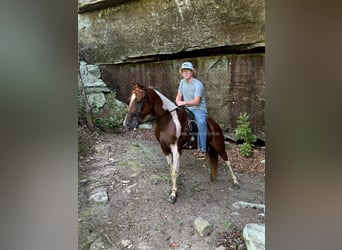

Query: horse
<box><xmin>123</xmin><ymin>83</ymin><xmax>240</xmax><ymax>203</ymax></box>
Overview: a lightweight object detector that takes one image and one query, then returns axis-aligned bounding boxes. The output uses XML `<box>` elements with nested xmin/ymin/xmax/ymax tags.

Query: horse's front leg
<box><xmin>165</xmin><ymin>153</ymin><xmax>172</xmax><ymax>167</ymax></box>
<box><xmin>168</xmin><ymin>145</ymin><xmax>180</xmax><ymax>204</ymax></box>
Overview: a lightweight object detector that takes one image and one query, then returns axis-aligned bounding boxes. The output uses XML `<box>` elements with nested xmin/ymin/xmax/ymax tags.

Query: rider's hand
<box><xmin>176</xmin><ymin>100</ymin><xmax>186</xmax><ymax>106</ymax></box>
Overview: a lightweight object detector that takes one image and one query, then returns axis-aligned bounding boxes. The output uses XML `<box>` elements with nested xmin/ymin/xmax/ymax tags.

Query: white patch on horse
<box><xmin>170</xmin><ymin>144</ymin><xmax>180</xmax><ymax>172</ymax></box>
<box><xmin>166</xmin><ymin>153</ymin><xmax>172</xmax><ymax>166</ymax></box>
<box><xmin>128</xmin><ymin>93</ymin><xmax>136</xmax><ymax>109</ymax></box>
<box><xmin>153</xmin><ymin>89</ymin><xmax>181</xmax><ymax>138</ymax></box>
<box><xmin>171</xmin><ymin>112</ymin><xmax>181</xmax><ymax>138</ymax></box>
<box><xmin>170</xmin><ymin>143</ymin><xmax>180</xmax><ymax>195</ymax></box>
<box><xmin>123</xmin><ymin>93</ymin><xmax>136</xmax><ymax>126</ymax></box>
<box><xmin>153</xmin><ymin>89</ymin><xmax>177</xmax><ymax>111</ymax></box>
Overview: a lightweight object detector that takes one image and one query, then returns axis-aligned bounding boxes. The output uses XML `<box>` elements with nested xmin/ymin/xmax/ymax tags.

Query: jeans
<box><xmin>191</xmin><ymin>109</ymin><xmax>207</xmax><ymax>152</ymax></box>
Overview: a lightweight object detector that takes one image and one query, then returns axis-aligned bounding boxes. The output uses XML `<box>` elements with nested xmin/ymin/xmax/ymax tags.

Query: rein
<box><xmin>141</xmin><ymin>107</ymin><xmax>178</xmax><ymax>123</ymax></box>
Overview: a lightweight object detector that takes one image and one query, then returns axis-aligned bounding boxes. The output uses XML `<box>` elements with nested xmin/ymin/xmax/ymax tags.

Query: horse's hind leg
<box><xmin>225</xmin><ymin>159</ymin><xmax>240</xmax><ymax>189</ymax></box>
<box><xmin>208</xmin><ymin>146</ymin><xmax>218</xmax><ymax>181</ymax></box>
<box><xmin>207</xmin><ymin>119</ymin><xmax>240</xmax><ymax>188</ymax></box>
<box><xmin>216</xmin><ymin>144</ymin><xmax>240</xmax><ymax>189</ymax></box>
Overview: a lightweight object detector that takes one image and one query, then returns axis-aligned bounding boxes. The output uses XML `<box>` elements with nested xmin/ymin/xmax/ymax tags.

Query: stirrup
<box><xmin>197</xmin><ymin>151</ymin><xmax>205</xmax><ymax>159</ymax></box>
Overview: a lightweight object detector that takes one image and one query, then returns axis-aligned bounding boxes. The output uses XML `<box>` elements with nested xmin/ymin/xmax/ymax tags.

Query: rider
<box><xmin>175</xmin><ymin>62</ymin><xmax>207</xmax><ymax>159</ymax></box>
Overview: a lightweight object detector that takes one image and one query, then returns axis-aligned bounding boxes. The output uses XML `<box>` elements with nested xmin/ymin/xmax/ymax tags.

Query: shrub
<box><xmin>235</xmin><ymin>112</ymin><xmax>257</xmax><ymax>157</ymax></box>
<box><xmin>93</xmin><ymin>92</ymin><xmax>126</xmax><ymax>132</ymax></box>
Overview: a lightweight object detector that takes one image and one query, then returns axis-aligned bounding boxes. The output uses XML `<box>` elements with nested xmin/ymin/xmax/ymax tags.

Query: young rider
<box><xmin>175</xmin><ymin>62</ymin><xmax>207</xmax><ymax>159</ymax></box>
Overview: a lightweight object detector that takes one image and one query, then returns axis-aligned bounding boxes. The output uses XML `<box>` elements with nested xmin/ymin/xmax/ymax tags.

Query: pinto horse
<box><xmin>123</xmin><ymin>83</ymin><xmax>239</xmax><ymax>203</ymax></box>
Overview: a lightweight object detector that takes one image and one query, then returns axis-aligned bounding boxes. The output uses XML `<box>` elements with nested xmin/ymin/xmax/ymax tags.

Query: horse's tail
<box><xmin>207</xmin><ymin>117</ymin><xmax>229</xmax><ymax>161</ymax></box>
<box><xmin>207</xmin><ymin>145</ymin><xmax>218</xmax><ymax>182</ymax></box>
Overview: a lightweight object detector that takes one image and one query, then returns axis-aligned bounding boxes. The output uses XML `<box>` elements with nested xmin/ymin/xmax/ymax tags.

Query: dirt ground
<box><xmin>78</xmin><ymin>125</ymin><xmax>265</xmax><ymax>250</ymax></box>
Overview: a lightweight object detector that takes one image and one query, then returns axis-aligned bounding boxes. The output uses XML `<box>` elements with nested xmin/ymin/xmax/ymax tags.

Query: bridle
<box><xmin>127</xmin><ymin>86</ymin><xmax>179</xmax><ymax>125</ymax></box>
<box><xmin>127</xmin><ymin>87</ymin><xmax>149</xmax><ymax>123</ymax></box>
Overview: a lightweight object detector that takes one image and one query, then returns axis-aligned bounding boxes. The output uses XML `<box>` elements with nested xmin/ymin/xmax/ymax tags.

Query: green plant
<box><xmin>92</xmin><ymin>92</ymin><xmax>127</xmax><ymax>131</ymax></box>
<box><xmin>162</xmin><ymin>175</ymin><xmax>170</xmax><ymax>184</ymax></box>
<box><xmin>225</xmin><ymin>218</ymin><xmax>232</xmax><ymax>231</ymax></box>
<box><xmin>191</xmin><ymin>185</ymin><xmax>201</xmax><ymax>192</ymax></box>
<box><xmin>235</xmin><ymin>112</ymin><xmax>257</xmax><ymax>157</ymax></box>
<box><xmin>94</xmin><ymin>116</ymin><xmax>122</xmax><ymax>131</ymax></box>
<box><xmin>238</xmin><ymin>142</ymin><xmax>253</xmax><ymax>157</ymax></box>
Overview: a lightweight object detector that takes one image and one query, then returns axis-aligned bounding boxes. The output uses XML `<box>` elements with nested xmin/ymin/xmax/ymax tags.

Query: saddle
<box><xmin>181</xmin><ymin>107</ymin><xmax>198</xmax><ymax>149</ymax></box>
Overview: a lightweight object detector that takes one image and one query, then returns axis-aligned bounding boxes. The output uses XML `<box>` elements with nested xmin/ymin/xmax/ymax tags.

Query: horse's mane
<box><xmin>149</xmin><ymin>87</ymin><xmax>177</xmax><ymax>111</ymax></box>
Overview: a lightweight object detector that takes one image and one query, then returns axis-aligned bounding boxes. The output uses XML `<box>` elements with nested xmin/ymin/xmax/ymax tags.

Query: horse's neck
<box><xmin>151</xmin><ymin>88</ymin><xmax>177</xmax><ymax>115</ymax></box>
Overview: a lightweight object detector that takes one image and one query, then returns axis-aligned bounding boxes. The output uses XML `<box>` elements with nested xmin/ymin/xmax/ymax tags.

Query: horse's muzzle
<box><xmin>123</xmin><ymin>118</ymin><xmax>139</xmax><ymax>130</ymax></box>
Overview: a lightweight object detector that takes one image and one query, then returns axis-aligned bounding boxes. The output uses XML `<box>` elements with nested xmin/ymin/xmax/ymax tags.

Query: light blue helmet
<box><xmin>179</xmin><ymin>62</ymin><xmax>196</xmax><ymax>75</ymax></box>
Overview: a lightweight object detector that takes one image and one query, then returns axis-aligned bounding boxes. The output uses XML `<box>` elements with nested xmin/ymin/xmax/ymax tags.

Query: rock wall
<box><xmin>78</xmin><ymin>0</ymin><xmax>265</xmax><ymax>140</ymax></box>
<box><xmin>100</xmin><ymin>55</ymin><xmax>265</xmax><ymax>140</ymax></box>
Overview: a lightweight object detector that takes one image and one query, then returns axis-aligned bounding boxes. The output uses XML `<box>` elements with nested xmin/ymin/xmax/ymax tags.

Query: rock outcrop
<box><xmin>78</xmin><ymin>0</ymin><xmax>265</xmax><ymax>140</ymax></box>
<box><xmin>78</xmin><ymin>0</ymin><xmax>264</xmax><ymax>64</ymax></box>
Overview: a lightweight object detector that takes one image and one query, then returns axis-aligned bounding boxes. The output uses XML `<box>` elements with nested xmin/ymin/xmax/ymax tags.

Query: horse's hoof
<box><xmin>233</xmin><ymin>182</ymin><xmax>241</xmax><ymax>189</ymax></box>
<box><xmin>168</xmin><ymin>194</ymin><xmax>177</xmax><ymax>204</ymax></box>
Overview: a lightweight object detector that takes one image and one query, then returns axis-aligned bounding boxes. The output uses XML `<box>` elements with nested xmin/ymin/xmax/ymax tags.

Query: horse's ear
<box><xmin>132</xmin><ymin>82</ymin><xmax>147</xmax><ymax>92</ymax></box>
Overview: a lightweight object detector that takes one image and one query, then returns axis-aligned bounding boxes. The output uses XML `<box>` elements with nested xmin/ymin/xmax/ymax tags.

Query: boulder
<box><xmin>243</xmin><ymin>223</ymin><xmax>265</xmax><ymax>250</ymax></box>
<box><xmin>79</xmin><ymin>61</ymin><xmax>110</xmax><ymax>92</ymax></box>
<box><xmin>87</xmin><ymin>92</ymin><xmax>107</xmax><ymax>109</ymax></box>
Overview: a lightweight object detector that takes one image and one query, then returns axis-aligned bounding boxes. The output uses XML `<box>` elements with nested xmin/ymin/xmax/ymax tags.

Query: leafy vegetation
<box><xmin>78</xmin><ymin>90</ymin><xmax>126</xmax><ymax>132</ymax></box>
<box><xmin>235</xmin><ymin>112</ymin><xmax>257</xmax><ymax>157</ymax></box>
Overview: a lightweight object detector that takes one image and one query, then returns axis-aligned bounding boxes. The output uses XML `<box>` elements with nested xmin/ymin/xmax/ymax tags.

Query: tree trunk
<box><xmin>78</xmin><ymin>70</ymin><xmax>95</xmax><ymax>130</ymax></box>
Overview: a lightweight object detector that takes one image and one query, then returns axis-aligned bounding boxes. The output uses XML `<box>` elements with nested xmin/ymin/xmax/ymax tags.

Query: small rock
<box><xmin>121</xmin><ymin>239</ymin><xmax>132</xmax><ymax>248</ymax></box>
<box><xmin>138</xmin><ymin>123</ymin><xmax>153</xmax><ymax>129</ymax></box>
<box><xmin>89</xmin><ymin>238</ymin><xmax>105</xmax><ymax>250</ymax></box>
<box><xmin>260</xmin><ymin>159</ymin><xmax>265</xmax><ymax>164</ymax></box>
<box><xmin>232</xmin><ymin>201</ymin><xmax>265</xmax><ymax>212</ymax></box>
<box><xmin>79</xmin><ymin>179</ymin><xmax>88</xmax><ymax>184</ymax></box>
<box><xmin>215</xmin><ymin>246</ymin><xmax>226</xmax><ymax>250</ymax></box>
<box><xmin>89</xmin><ymin>186</ymin><xmax>108</xmax><ymax>203</ymax></box>
<box><xmin>193</xmin><ymin>217</ymin><xmax>213</xmax><ymax>237</ymax></box>
<box><xmin>258</xmin><ymin>212</ymin><xmax>265</xmax><ymax>218</ymax></box>
<box><xmin>230</xmin><ymin>211</ymin><xmax>240</xmax><ymax>217</ymax></box>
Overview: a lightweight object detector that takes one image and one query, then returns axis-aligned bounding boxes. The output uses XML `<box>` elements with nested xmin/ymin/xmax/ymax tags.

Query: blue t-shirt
<box><xmin>178</xmin><ymin>78</ymin><xmax>207</xmax><ymax>112</ymax></box>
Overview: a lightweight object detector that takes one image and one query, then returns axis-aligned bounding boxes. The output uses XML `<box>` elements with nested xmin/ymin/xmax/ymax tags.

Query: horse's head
<box><xmin>123</xmin><ymin>83</ymin><xmax>152</xmax><ymax>130</ymax></box>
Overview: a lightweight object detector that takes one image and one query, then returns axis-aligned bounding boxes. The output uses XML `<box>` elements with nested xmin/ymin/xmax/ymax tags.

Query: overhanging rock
<box><xmin>78</xmin><ymin>0</ymin><xmax>265</xmax><ymax>64</ymax></box>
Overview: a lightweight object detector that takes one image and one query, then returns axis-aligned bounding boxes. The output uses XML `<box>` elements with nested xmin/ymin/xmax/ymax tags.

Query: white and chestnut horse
<box><xmin>123</xmin><ymin>83</ymin><xmax>239</xmax><ymax>203</ymax></box>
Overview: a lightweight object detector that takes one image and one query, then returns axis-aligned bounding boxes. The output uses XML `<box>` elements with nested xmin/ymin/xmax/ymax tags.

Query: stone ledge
<box><xmin>78</xmin><ymin>0</ymin><xmax>132</xmax><ymax>14</ymax></box>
